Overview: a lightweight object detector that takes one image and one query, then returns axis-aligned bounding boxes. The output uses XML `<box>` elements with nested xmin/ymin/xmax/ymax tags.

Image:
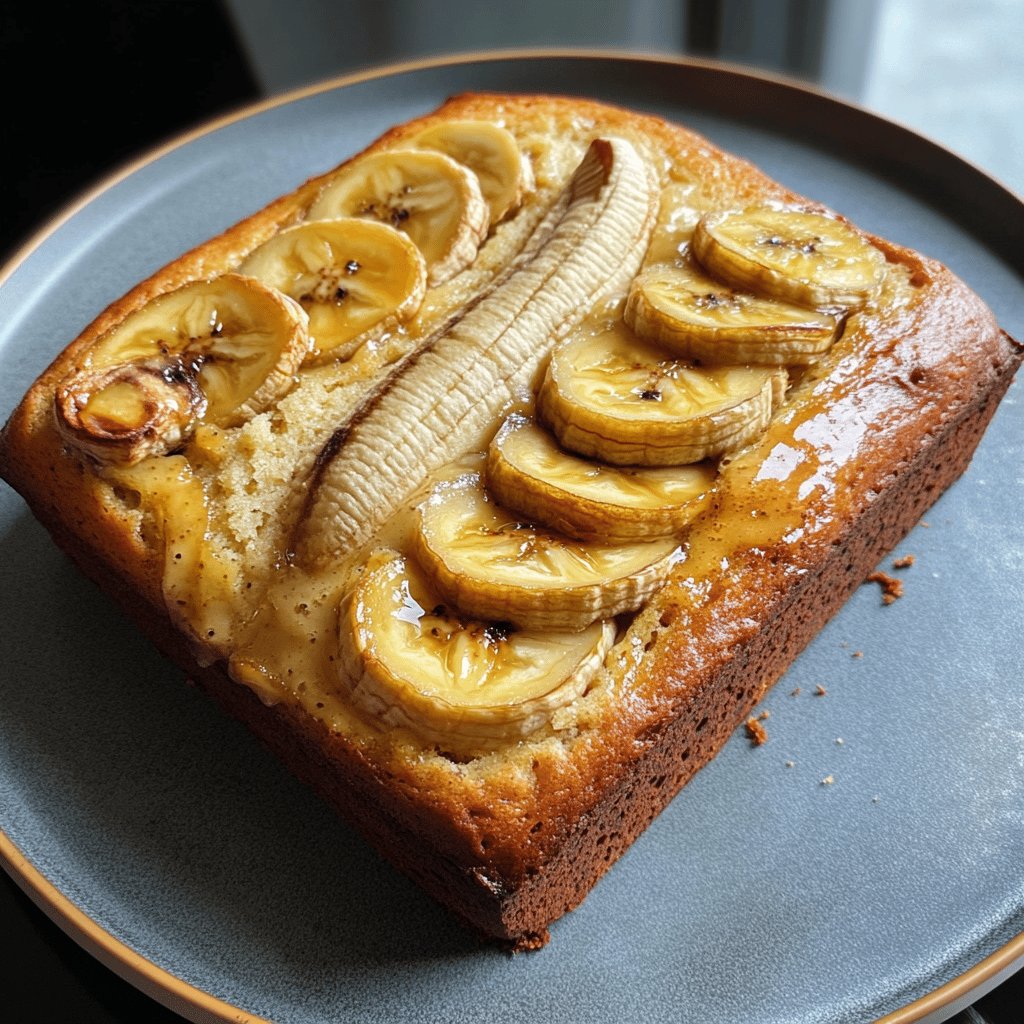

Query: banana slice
<box><xmin>413</xmin><ymin>474</ymin><xmax>681</xmax><ymax>631</ymax></box>
<box><xmin>55</xmin><ymin>362</ymin><xmax>207</xmax><ymax>465</ymax></box>
<box><xmin>625</xmin><ymin>260</ymin><xmax>839</xmax><ymax>365</ymax></box>
<box><xmin>308</xmin><ymin>149</ymin><xmax>489</xmax><ymax>286</ymax></box>
<box><xmin>693</xmin><ymin>206</ymin><xmax>887</xmax><ymax>308</ymax></box>
<box><xmin>339</xmin><ymin>549</ymin><xmax>614</xmax><ymax>744</ymax></box>
<box><xmin>56</xmin><ymin>274</ymin><xmax>310</xmax><ymax>461</ymax></box>
<box><xmin>239</xmin><ymin>218</ymin><xmax>426</xmax><ymax>364</ymax></box>
<box><xmin>407</xmin><ymin>120</ymin><xmax>530</xmax><ymax>225</ymax></box>
<box><xmin>487</xmin><ymin>415</ymin><xmax>716</xmax><ymax>541</ymax></box>
<box><xmin>537</xmin><ymin>318</ymin><xmax>787</xmax><ymax>466</ymax></box>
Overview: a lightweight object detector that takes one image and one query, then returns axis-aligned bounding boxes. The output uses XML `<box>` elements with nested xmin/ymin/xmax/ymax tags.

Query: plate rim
<box><xmin>0</xmin><ymin>830</ymin><xmax>270</xmax><ymax>1024</ymax></box>
<box><xmin>1</xmin><ymin>47</ymin><xmax>1021</xmax><ymax>1024</ymax></box>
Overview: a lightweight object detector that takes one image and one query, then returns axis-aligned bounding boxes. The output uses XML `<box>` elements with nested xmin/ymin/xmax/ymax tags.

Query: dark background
<box><xmin>0</xmin><ymin>1</ymin><xmax>259</xmax><ymax>262</ymax></box>
<box><xmin>1</xmin><ymin>2</ymin><xmax>1020</xmax><ymax>1021</ymax></box>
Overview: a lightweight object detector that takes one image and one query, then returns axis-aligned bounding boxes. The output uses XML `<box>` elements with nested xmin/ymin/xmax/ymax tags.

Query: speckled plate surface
<box><xmin>1</xmin><ymin>53</ymin><xmax>1022</xmax><ymax>1024</ymax></box>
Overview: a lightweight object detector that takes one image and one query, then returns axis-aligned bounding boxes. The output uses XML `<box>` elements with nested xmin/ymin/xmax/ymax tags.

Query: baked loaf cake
<box><xmin>1</xmin><ymin>93</ymin><xmax>1020</xmax><ymax>949</ymax></box>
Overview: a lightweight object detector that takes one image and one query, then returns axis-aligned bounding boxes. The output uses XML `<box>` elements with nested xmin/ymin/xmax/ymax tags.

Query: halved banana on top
<box><xmin>537</xmin><ymin>319</ymin><xmax>787</xmax><ymax>466</ymax></box>
<box><xmin>487</xmin><ymin>415</ymin><xmax>716</xmax><ymax>542</ymax></box>
<box><xmin>413</xmin><ymin>474</ymin><xmax>681</xmax><ymax>631</ymax></box>
<box><xmin>55</xmin><ymin>274</ymin><xmax>310</xmax><ymax>463</ymax></box>
<box><xmin>693</xmin><ymin>206</ymin><xmax>887</xmax><ymax>308</ymax></box>
<box><xmin>407</xmin><ymin>120</ymin><xmax>531</xmax><ymax>225</ymax></box>
<box><xmin>308</xmin><ymin>149</ymin><xmax>489</xmax><ymax>286</ymax></box>
<box><xmin>339</xmin><ymin>549</ymin><xmax>614</xmax><ymax>744</ymax></box>
<box><xmin>625</xmin><ymin>260</ymin><xmax>840</xmax><ymax>365</ymax></box>
<box><xmin>239</xmin><ymin>218</ymin><xmax>426</xmax><ymax>364</ymax></box>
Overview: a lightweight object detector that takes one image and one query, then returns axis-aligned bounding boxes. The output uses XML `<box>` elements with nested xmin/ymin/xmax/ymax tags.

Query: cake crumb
<box><xmin>815</xmin><ymin>684</ymin><xmax>827</xmax><ymax>696</ymax></box>
<box><xmin>892</xmin><ymin>554</ymin><xmax>915</xmax><ymax>569</ymax></box>
<box><xmin>919</xmin><ymin>520</ymin><xmax>930</xmax><ymax>528</ymax></box>
<box><xmin>821</xmin><ymin>775</ymin><xmax>834</xmax><ymax>786</ymax></box>
<box><xmin>866</xmin><ymin>570</ymin><xmax>904</xmax><ymax>604</ymax></box>
<box><xmin>835</xmin><ymin>737</ymin><xmax>844</xmax><ymax>745</ymax></box>
<box><xmin>758</xmin><ymin>709</ymin><xmax>770</xmax><ymax>720</ymax></box>
<box><xmin>785</xmin><ymin>760</ymin><xmax>796</xmax><ymax>768</ymax></box>
<box><xmin>852</xmin><ymin>651</ymin><xmax>864</xmax><ymax>659</ymax></box>
<box><xmin>745</xmin><ymin>717</ymin><xmax>768</xmax><ymax>746</ymax></box>
<box><xmin>790</xmin><ymin>687</ymin><xmax>802</xmax><ymax>696</ymax></box>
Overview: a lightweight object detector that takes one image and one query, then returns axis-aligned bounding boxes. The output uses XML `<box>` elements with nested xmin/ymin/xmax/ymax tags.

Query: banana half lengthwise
<box><xmin>1</xmin><ymin>92</ymin><xmax>1021</xmax><ymax>951</ymax></box>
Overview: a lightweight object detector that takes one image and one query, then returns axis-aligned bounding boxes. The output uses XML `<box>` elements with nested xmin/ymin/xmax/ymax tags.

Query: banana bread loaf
<box><xmin>2</xmin><ymin>92</ymin><xmax>1020</xmax><ymax>948</ymax></box>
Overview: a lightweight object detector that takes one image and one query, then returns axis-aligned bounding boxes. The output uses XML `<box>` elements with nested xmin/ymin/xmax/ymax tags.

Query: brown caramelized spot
<box><xmin>695</xmin><ymin>290</ymin><xmax>741</xmax><ymax>313</ymax></box>
<box><xmin>762</xmin><ymin>232</ymin><xmax>822</xmax><ymax>255</ymax></box>
<box><xmin>482</xmin><ymin>621</ymin><xmax>515</xmax><ymax>643</ymax></box>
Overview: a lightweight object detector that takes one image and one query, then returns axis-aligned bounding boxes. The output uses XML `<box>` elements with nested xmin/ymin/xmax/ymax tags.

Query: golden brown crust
<box><xmin>1</xmin><ymin>92</ymin><xmax>1021</xmax><ymax>946</ymax></box>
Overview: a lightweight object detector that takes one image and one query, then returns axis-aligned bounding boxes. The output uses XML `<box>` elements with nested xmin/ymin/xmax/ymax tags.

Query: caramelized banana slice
<box><xmin>56</xmin><ymin>274</ymin><xmax>310</xmax><ymax>461</ymax></box>
<box><xmin>308</xmin><ymin>149</ymin><xmax>489</xmax><ymax>285</ymax></box>
<box><xmin>537</xmin><ymin>319</ymin><xmax>787</xmax><ymax>465</ymax></box>
<box><xmin>240</xmin><ymin>218</ymin><xmax>426</xmax><ymax>364</ymax></box>
<box><xmin>625</xmin><ymin>261</ymin><xmax>839</xmax><ymax>365</ymax></box>
<box><xmin>487</xmin><ymin>415</ymin><xmax>716</xmax><ymax>541</ymax></box>
<box><xmin>407</xmin><ymin>120</ymin><xmax>531</xmax><ymax>225</ymax></box>
<box><xmin>413</xmin><ymin>474</ymin><xmax>680</xmax><ymax>631</ymax></box>
<box><xmin>693</xmin><ymin>207</ymin><xmax>887</xmax><ymax>308</ymax></box>
<box><xmin>339</xmin><ymin>549</ymin><xmax>614</xmax><ymax>743</ymax></box>
<box><xmin>55</xmin><ymin>362</ymin><xmax>206</xmax><ymax>465</ymax></box>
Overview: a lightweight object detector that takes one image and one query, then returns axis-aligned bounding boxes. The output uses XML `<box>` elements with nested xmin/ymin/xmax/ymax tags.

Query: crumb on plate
<box><xmin>866</xmin><ymin>570</ymin><xmax>905</xmax><ymax>604</ymax></box>
<box><xmin>745</xmin><ymin>717</ymin><xmax>768</xmax><ymax>746</ymax></box>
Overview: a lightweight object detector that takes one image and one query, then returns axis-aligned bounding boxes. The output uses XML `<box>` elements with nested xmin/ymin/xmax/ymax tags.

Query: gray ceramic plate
<box><xmin>1</xmin><ymin>53</ymin><xmax>1022</xmax><ymax>1024</ymax></box>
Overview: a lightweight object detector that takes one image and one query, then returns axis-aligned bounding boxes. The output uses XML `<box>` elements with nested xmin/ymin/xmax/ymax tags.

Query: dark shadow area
<box><xmin>0</xmin><ymin>1</ymin><xmax>259</xmax><ymax>263</ymax></box>
<box><xmin>0</xmin><ymin>872</ymin><xmax>186</xmax><ymax>1024</ymax></box>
